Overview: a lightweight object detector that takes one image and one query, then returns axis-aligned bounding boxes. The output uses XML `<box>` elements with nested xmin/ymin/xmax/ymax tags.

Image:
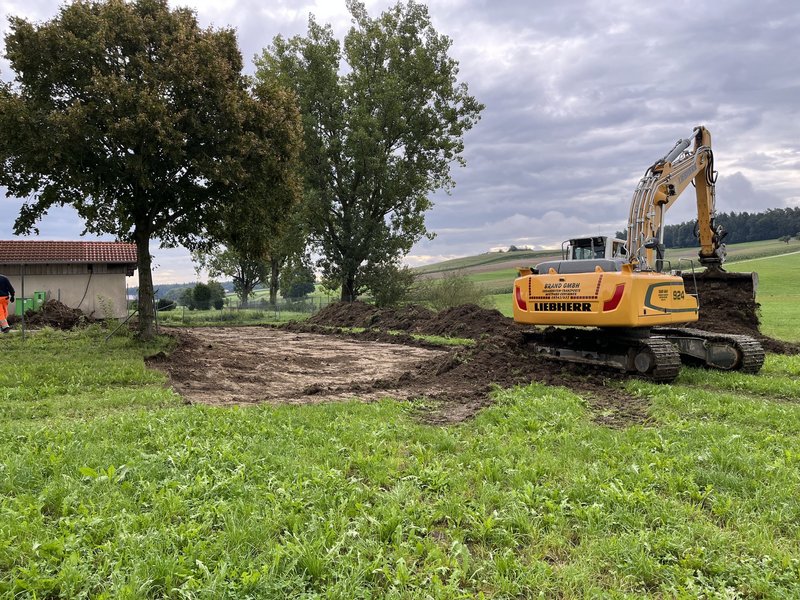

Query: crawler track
<box><xmin>654</xmin><ymin>327</ymin><xmax>765</xmax><ymax>374</ymax></box>
<box><xmin>523</xmin><ymin>327</ymin><xmax>682</xmax><ymax>383</ymax></box>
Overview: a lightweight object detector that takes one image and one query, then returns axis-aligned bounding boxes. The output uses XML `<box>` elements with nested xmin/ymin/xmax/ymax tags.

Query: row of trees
<box><xmin>617</xmin><ymin>208</ymin><xmax>800</xmax><ymax>249</ymax></box>
<box><xmin>0</xmin><ymin>0</ymin><xmax>482</xmax><ymax>338</ymax></box>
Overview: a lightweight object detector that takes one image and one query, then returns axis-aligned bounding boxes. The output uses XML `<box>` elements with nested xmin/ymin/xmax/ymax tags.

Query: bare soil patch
<box><xmin>148</xmin><ymin>327</ymin><xmax>448</xmax><ymax>406</ymax></box>
<box><xmin>151</xmin><ymin>311</ymin><xmax>651</xmax><ymax>428</ymax></box>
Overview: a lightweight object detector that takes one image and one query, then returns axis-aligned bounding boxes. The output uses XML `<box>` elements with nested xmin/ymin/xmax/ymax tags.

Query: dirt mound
<box><xmin>9</xmin><ymin>300</ymin><xmax>95</xmax><ymax>330</ymax></box>
<box><xmin>685</xmin><ymin>271</ymin><xmax>799</xmax><ymax>354</ymax></box>
<box><xmin>308</xmin><ymin>300</ymin><xmax>383</xmax><ymax>328</ymax></box>
<box><xmin>310</xmin><ymin>301</ymin><xmax>513</xmax><ymax>338</ymax></box>
<box><xmin>422</xmin><ymin>304</ymin><xmax>516</xmax><ymax>338</ymax></box>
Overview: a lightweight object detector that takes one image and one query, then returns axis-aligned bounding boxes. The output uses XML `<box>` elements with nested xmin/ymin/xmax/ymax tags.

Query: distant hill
<box><xmin>415</xmin><ymin>248</ymin><xmax>560</xmax><ymax>278</ymax></box>
<box><xmin>415</xmin><ymin>238</ymin><xmax>800</xmax><ymax>286</ymax></box>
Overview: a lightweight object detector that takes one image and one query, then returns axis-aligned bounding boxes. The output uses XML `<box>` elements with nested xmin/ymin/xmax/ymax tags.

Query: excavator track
<box><xmin>522</xmin><ymin>328</ymin><xmax>682</xmax><ymax>383</ymax></box>
<box><xmin>653</xmin><ymin>327</ymin><xmax>765</xmax><ymax>374</ymax></box>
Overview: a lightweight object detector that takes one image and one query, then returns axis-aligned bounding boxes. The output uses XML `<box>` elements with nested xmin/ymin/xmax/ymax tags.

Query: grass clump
<box><xmin>412</xmin><ymin>271</ymin><xmax>491</xmax><ymax>311</ymax></box>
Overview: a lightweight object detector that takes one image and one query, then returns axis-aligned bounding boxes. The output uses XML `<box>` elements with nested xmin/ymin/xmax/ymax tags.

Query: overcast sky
<box><xmin>2</xmin><ymin>0</ymin><xmax>798</xmax><ymax>284</ymax></box>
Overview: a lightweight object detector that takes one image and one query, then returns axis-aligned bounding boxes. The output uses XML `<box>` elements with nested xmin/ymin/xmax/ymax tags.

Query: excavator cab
<box><xmin>562</xmin><ymin>236</ymin><xmax>627</xmax><ymax>261</ymax></box>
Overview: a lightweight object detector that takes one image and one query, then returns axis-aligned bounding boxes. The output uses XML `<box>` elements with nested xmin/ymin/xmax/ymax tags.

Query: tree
<box><xmin>207</xmin><ymin>281</ymin><xmax>226</xmax><ymax>310</ymax></box>
<box><xmin>179</xmin><ymin>288</ymin><xmax>195</xmax><ymax>310</ymax></box>
<box><xmin>280</xmin><ymin>256</ymin><xmax>316</xmax><ymax>299</ymax></box>
<box><xmin>191</xmin><ymin>283</ymin><xmax>212</xmax><ymax>310</ymax></box>
<box><xmin>780</xmin><ymin>235</ymin><xmax>791</xmax><ymax>244</ymax></box>
<box><xmin>258</xmin><ymin>0</ymin><xmax>482</xmax><ymax>302</ymax></box>
<box><xmin>195</xmin><ymin>248</ymin><xmax>267</xmax><ymax>306</ymax></box>
<box><xmin>0</xmin><ymin>0</ymin><xmax>295</xmax><ymax>339</ymax></box>
<box><xmin>363</xmin><ymin>260</ymin><xmax>416</xmax><ymax>307</ymax></box>
<box><xmin>203</xmin><ymin>77</ymin><xmax>304</xmax><ymax>308</ymax></box>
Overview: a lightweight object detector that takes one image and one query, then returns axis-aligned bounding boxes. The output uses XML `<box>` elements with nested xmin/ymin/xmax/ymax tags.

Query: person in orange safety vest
<box><xmin>0</xmin><ymin>274</ymin><xmax>15</xmax><ymax>333</ymax></box>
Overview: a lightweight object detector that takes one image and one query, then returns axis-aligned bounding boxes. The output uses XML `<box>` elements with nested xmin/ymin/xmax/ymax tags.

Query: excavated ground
<box><xmin>150</xmin><ymin>279</ymin><xmax>797</xmax><ymax>428</ymax></box>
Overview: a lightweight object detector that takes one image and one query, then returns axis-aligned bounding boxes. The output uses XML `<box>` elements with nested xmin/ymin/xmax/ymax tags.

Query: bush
<box><xmin>364</xmin><ymin>262</ymin><xmax>416</xmax><ymax>307</ymax></box>
<box><xmin>157</xmin><ymin>298</ymin><xmax>176</xmax><ymax>311</ymax></box>
<box><xmin>412</xmin><ymin>271</ymin><xmax>490</xmax><ymax>311</ymax></box>
<box><xmin>213</xmin><ymin>298</ymin><xmax>225</xmax><ymax>310</ymax></box>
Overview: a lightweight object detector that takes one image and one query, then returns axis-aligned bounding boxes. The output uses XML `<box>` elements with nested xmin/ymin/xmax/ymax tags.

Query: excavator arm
<box><xmin>627</xmin><ymin>126</ymin><xmax>723</xmax><ymax>271</ymax></box>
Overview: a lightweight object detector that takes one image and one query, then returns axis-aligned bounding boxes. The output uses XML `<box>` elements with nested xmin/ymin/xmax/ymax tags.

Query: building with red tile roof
<box><xmin>0</xmin><ymin>240</ymin><xmax>138</xmax><ymax>320</ymax></box>
<box><xmin>0</xmin><ymin>240</ymin><xmax>137</xmax><ymax>266</ymax></box>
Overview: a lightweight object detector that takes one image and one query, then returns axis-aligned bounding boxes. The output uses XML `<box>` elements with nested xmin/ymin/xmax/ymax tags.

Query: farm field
<box><xmin>3</xmin><ymin>242</ymin><xmax>800</xmax><ymax>598</ymax></box>
<box><xmin>3</xmin><ymin>324</ymin><xmax>800</xmax><ymax>597</ymax></box>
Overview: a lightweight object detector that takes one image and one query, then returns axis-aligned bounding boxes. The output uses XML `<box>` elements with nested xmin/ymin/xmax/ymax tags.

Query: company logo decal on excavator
<box><xmin>533</xmin><ymin>302</ymin><xmax>592</xmax><ymax>312</ymax></box>
<box><xmin>643</xmin><ymin>282</ymin><xmax>698</xmax><ymax>314</ymax></box>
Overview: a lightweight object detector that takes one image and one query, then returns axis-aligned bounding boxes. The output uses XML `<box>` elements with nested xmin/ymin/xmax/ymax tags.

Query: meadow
<box><xmin>2</xmin><ymin>244</ymin><xmax>800</xmax><ymax>598</ymax></box>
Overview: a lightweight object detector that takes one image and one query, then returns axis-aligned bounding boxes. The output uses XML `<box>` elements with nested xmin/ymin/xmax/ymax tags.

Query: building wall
<box><xmin>1</xmin><ymin>264</ymin><xmax>132</xmax><ymax>319</ymax></box>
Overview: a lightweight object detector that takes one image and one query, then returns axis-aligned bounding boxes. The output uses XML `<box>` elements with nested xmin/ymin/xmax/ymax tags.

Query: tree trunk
<box><xmin>134</xmin><ymin>228</ymin><xmax>155</xmax><ymax>340</ymax></box>
<box><xmin>269</xmin><ymin>257</ymin><xmax>279</xmax><ymax>306</ymax></box>
<box><xmin>340</xmin><ymin>271</ymin><xmax>357</xmax><ymax>302</ymax></box>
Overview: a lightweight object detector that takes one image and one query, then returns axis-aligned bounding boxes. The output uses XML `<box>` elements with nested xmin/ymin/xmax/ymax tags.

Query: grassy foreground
<box><xmin>3</xmin><ymin>327</ymin><xmax>800</xmax><ymax>598</ymax></box>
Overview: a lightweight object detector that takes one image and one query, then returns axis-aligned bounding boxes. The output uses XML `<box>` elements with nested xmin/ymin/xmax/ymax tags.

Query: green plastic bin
<box><xmin>14</xmin><ymin>298</ymin><xmax>36</xmax><ymax>316</ymax></box>
<box><xmin>33</xmin><ymin>291</ymin><xmax>46</xmax><ymax>310</ymax></box>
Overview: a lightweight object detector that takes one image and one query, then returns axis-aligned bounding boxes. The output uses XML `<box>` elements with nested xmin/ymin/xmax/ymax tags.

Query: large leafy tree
<box><xmin>0</xmin><ymin>0</ymin><xmax>298</xmax><ymax>338</ymax></box>
<box><xmin>257</xmin><ymin>0</ymin><xmax>483</xmax><ymax>302</ymax></box>
<box><xmin>203</xmin><ymin>77</ymin><xmax>304</xmax><ymax>307</ymax></box>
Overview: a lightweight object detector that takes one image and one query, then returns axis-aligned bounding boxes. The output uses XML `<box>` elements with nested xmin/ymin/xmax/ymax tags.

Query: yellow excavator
<box><xmin>513</xmin><ymin>126</ymin><xmax>764</xmax><ymax>382</ymax></box>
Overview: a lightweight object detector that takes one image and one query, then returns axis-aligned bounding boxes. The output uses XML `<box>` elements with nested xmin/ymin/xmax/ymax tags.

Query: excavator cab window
<box><xmin>569</xmin><ymin>237</ymin><xmax>607</xmax><ymax>260</ymax></box>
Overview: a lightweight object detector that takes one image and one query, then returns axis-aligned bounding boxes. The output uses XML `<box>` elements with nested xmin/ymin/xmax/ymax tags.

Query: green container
<box><xmin>15</xmin><ymin>298</ymin><xmax>35</xmax><ymax>316</ymax></box>
<box><xmin>33</xmin><ymin>291</ymin><xmax>46</xmax><ymax>310</ymax></box>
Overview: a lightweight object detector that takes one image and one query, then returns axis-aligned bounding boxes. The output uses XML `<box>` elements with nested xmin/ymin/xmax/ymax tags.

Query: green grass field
<box><xmin>3</xmin><ymin>328</ymin><xmax>800</xmax><ymax>597</ymax></box>
<box><xmin>728</xmin><ymin>252</ymin><xmax>800</xmax><ymax>342</ymax></box>
<box><xmin>3</xmin><ymin>239</ymin><xmax>800</xmax><ymax>597</ymax></box>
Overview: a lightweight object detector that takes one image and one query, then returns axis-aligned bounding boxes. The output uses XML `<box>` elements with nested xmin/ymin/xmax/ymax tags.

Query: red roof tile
<box><xmin>0</xmin><ymin>240</ymin><xmax>138</xmax><ymax>264</ymax></box>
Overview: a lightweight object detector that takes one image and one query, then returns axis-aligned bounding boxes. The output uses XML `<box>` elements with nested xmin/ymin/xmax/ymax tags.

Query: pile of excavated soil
<box><xmin>8</xmin><ymin>300</ymin><xmax>95</xmax><ymax>330</ymax></box>
<box><xmin>684</xmin><ymin>271</ymin><xmax>800</xmax><ymax>354</ymax></box>
<box><xmin>309</xmin><ymin>301</ymin><xmax>515</xmax><ymax>338</ymax></box>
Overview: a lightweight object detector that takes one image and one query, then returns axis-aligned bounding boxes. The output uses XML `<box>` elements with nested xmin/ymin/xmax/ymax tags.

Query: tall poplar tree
<box><xmin>258</xmin><ymin>0</ymin><xmax>482</xmax><ymax>301</ymax></box>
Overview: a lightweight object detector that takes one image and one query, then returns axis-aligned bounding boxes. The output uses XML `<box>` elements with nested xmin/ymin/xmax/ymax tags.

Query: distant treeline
<box><xmin>128</xmin><ymin>281</ymin><xmax>238</xmax><ymax>300</ymax></box>
<box><xmin>616</xmin><ymin>207</ymin><xmax>800</xmax><ymax>248</ymax></box>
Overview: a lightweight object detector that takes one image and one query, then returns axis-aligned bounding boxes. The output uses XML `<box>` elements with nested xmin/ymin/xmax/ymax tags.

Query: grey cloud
<box><xmin>2</xmin><ymin>0</ymin><xmax>798</xmax><ymax>280</ymax></box>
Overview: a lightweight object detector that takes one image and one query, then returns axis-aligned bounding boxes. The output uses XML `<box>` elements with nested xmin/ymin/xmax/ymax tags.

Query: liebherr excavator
<box><xmin>513</xmin><ymin>126</ymin><xmax>764</xmax><ymax>382</ymax></box>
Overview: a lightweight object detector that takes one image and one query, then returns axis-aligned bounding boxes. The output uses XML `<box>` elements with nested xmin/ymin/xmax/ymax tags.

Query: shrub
<box><xmin>365</xmin><ymin>262</ymin><xmax>416</xmax><ymax>307</ymax></box>
<box><xmin>157</xmin><ymin>298</ymin><xmax>176</xmax><ymax>311</ymax></box>
<box><xmin>412</xmin><ymin>271</ymin><xmax>490</xmax><ymax>311</ymax></box>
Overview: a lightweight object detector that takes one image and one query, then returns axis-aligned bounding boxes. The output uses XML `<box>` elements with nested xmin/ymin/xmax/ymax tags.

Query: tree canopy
<box><xmin>0</xmin><ymin>0</ymin><xmax>300</xmax><ymax>337</ymax></box>
<box><xmin>257</xmin><ymin>0</ymin><xmax>482</xmax><ymax>301</ymax></box>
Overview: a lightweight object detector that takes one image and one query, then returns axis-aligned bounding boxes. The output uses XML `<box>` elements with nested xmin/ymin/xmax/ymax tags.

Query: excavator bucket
<box><xmin>682</xmin><ymin>267</ymin><xmax>760</xmax><ymax>330</ymax></box>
